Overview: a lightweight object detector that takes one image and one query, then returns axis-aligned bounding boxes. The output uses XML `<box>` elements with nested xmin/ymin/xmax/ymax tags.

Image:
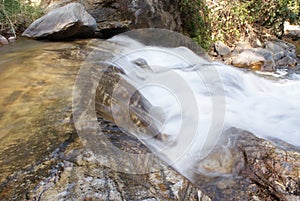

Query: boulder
<box><xmin>277</xmin><ymin>55</ymin><xmax>297</xmax><ymax>67</ymax></box>
<box><xmin>232</xmin><ymin>42</ymin><xmax>252</xmax><ymax>54</ymax></box>
<box><xmin>265</xmin><ymin>40</ymin><xmax>285</xmax><ymax>54</ymax></box>
<box><xmin>265</xmin><ymin>40</ymin><xmax>297</xmax><ymax>68</ymax></box>
<box><xmin>232</xmin><ymin>48</ymin><xmax>275</xmax><ymax>71</ymax></box>
<box><xmin>0</xmin><ymin>35</ymin><xmax>8</xmax><ymax>46</ymax></box>
<box><xmin>42</xmin><ymin>0</ymin><xmax>183</xmax><ymax>33</ymax></box>
<box><xmin>22</xmin><ymin>3</ymin><xmax>97</xmax><ymax>40</ymax></box>
<box><xmin>214</xmin><ymin>41</ymin><xmax>231</xmax><ymax>56</ymax></box>
<box><xmin>194</xmin><ymin>128</ymin><xmax>300</xmax><ymax>201</ymax></box>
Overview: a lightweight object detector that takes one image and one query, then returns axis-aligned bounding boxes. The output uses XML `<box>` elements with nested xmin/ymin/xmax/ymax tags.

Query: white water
<box><xmin>108</xmin><ymin>36</ymin><xmax>300</xmax><ymax>174</ymax></box>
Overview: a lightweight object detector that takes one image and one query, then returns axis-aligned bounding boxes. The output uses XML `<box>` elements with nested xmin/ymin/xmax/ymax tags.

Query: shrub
<box><xmin>178</xmin><ymin>0</ymin><xmax>211</xmax><ymax>50</ymax></box>
<box><xmin>0</xmin><ymin>0</ymin><xmax>43</xmax><ymax>37</ymax></box>
<box><xmin>178</xmin><ymin>0</ymin><xmax>300</xmax><ymax>48</ymax></box>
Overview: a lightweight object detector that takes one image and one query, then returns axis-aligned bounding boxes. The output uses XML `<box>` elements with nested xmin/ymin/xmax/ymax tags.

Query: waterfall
<box><xmin>103</xmin><ymin>35</ymin><xmax>300</xmax><ymax>174</ymax></box>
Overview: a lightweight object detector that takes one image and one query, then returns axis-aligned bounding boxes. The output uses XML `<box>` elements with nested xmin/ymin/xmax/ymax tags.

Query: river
<box><xmin>0</xmin><ymin>33</ymin><xmax>299</xmax><ymax>200</ymax></box>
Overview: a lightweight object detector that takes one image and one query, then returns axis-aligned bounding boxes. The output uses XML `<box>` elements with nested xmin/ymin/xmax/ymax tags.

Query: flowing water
<box><xmin>0</xmin><ymin>35</ymin><xmax>299</xmax><ymax>197</ymax></box>
<box><xmin>103</xmin><ymin>35</ymin><xmax>300</xmax><ymax>177</ymax></box>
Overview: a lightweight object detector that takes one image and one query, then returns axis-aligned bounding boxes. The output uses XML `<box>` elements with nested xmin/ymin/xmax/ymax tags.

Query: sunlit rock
<box><xmin>232</xmin><ymin>48</ymin><xmax>275</xmax><ymax>71</ymax></box>
<box><xmin>22</xmin><ymin>3</ymin><xmax>96</xmax><ymax>40</ymax></box>
<box><xmin>214</xmin><ymin>41</ymin><xmax>231</xmax><ymax>57</ymax></box>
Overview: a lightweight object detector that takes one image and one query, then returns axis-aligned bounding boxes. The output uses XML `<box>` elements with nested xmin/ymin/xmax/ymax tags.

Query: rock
<box><xmin>194</xmin><ymin>128</ymin><xmax>300</xmax><ymax>201</ymax></box>
<box><xmin>8</xmin><ymin>36</ymin><xmax>16</xmax><ymax>43</ymax></box>
<box><xmin>273</xmin><ymin>51</ymin><xmax>285</xmax><ymax>62</ymax></box>
<box><xmin>232</xmin><ymin>48</ymin><xmax>275</xmax><ymax>71</ymax></box>
<box><xmin>284</xmin><ymin>21</ymin><xmax>300</xmax><ymax>39</ymax></box>
<box><xmin>265</xmin><ymin>40</ymin><xmax>297</xmax><ymax>67</ymax></box>
<box><xmin>277</xmin><ymin>55</ymin><xmax>297</xmax><ymax>67</ymax></box>
<box><xmin>266</xmin><ymin>40</ymin><xmax>296</xmax><ymax>56</ymax></box>
<box><xmin>0</xmin><ymin>35</ymin><xmax>8</xmax><ymax>46</ymax></box>
<box><xmin>252</xmin><ymin>38</ymin><xmax>262</xmax><ymax>48</ymax></box>
<box><xmin>233</xmin><ymin>42</ymin><xmax>252</xmax><ymax>54</ymax></box>
<box><xmin>22</xmin><ymin>3</ymin><xmax>97</xmax><ymax>40</ymax></box>
<box><xmin>214</xmin><ymin>41</ymin><xmax>231</xmax><ymax>56</ymax></box>
<box><xmin>27</xmin><ymin>134</ymin><xmax>211</xmax><ymax>201</ymax></box>
<box><xmin>126</xmin><ymin>0</ymin><xmax>182</xmax><ymax>31</ymax></box>
<box><xmin>42</xmin><ymin>0</ymin><xmax>183</xmax><ymax>32</ymax></box>
<box><xmin>266</xmin><ymin>40</ymin><xmax>285</xmax><ymax>54</ymax></box>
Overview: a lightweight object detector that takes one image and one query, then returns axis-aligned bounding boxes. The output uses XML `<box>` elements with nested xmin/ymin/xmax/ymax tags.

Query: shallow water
<box><xmin>0</xmin><ymin>39</ymin><xmax>89</xmax><ymax>183</ymax></box>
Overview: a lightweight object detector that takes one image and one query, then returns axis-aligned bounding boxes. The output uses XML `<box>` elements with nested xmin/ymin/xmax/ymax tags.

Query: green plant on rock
<box><xmin>0</xmin><ymin>0</ymin><xmax>43</xmax><ymax>37</ymax></box>
<box><xmin>178</xmin><ymin>0</ymin><xmax>211</xmax><ymax>50</ymax></box>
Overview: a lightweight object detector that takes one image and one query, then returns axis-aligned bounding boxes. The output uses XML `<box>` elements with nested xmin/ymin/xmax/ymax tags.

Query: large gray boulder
<box><xmin>22</xmin><ymin>3</ymin><xmax>96</xmax><ymax>40</ymax></box>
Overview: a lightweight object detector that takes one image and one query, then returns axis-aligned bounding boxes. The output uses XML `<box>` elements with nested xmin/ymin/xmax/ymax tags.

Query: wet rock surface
<box><xmin>194</xmin><ymin>128</ymin><xmax>300</xmax><ymax>201</ymax></box>
<box><xmin>26</xmin><ymin>120</ymin><xmax>209</xmax><ymax>201</ymax></box>
<box><xmin>0</xmin><ymin>39</ymin><xmax>94</xmax><ymax>200</ymax></box>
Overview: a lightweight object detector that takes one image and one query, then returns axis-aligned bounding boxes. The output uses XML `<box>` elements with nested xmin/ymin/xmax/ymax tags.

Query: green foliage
<box><xmin>0</xmin><ymin>0</ymin><xmax>43</xmax><ymax>36</ymax></box>
<box><xmin>246</xmin><ymin>0</ymin><xmax>300</xmax><ymax>36</ymax></box>
<box><xmin>178</xmin><ymin>0</ymin><xmax>211</xmax><ymax>50</ymax></box>
<box><xmin>209</xmin><ymin>0</ymin><xmax>252</xmax><ymax>43</ymax></box>
<box><xmin>178</xmin><ymin>0</ymin><xmax>300</xmax><ymax>48</ymax></box>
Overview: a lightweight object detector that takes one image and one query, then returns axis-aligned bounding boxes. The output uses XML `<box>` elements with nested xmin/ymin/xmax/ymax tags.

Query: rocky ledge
<box><xmin>212</xmin><ymin>39</ymin><xmax>298</xmax><ymax>71</ymax></box>
<box><xmin>194</xmin><ymin>128</ymin><xmax>300</xmax><ymax>201</ymax></box>
<box><xmin>21</xmin><ymin>1</ymin><xmax>182</xmax><ymax>40</ymax></box>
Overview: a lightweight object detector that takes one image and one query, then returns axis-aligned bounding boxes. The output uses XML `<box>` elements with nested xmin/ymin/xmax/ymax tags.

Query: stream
<box><xmin>0</xmin><ymin>31</ymin><xmax>299</xmax><ymax>200</ymax></box>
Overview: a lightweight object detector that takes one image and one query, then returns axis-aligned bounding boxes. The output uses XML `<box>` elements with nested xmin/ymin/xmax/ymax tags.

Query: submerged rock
<box><xmin>22</xmin><ymin>3</ymin><xmax>96</xmax><ymax>40</ymax></box>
